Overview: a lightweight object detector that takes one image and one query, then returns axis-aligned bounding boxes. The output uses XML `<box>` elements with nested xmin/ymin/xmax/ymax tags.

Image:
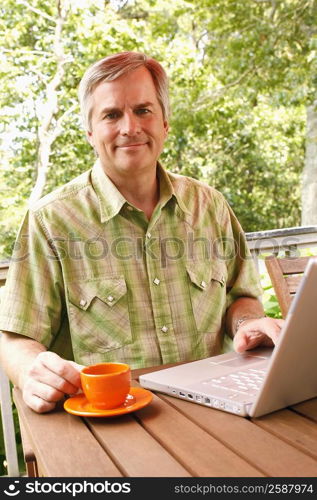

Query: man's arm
<box><xmin>226</xmin><ymin>297</ymin><xmax>284</xmax><ymax>352</ymax></box>
<box><xmin>0</xmin><ymin>332</ymin><xmax>83</xmax><ymax>413</ymax></box>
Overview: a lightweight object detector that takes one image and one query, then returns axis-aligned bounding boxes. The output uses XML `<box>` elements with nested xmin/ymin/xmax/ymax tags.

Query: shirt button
<box><xmin>153</xmin><ymin>278</ymin><xmax>160</xmax><ymax>285</ymax></box>
<box><xmin>201</xmin><ymin>280</ymin><xmax>207</xmax><ymax>289</ymax></box>
<box><xmin>107</xmin><ymin>295</ymin><xmax>114</xmax><ymax>302</ymax></box>
<box><xmin>146</xmin><ymin>232</ymin><xmax>152</xmax><ymax>239</ymax></box>
<box><xmin>79</xmin><ymin>299</ymin><xmax>87</xmax><ymax>306</ymax></box>
<box><xmin>161</xmin><ymin>326</ymin><xmax>169</xmax><ymax>333</ymax></box>
<box><xmin>127</xmin><ymin>205</ymin><xmax>134</xmax><ymax>211</ymax></box>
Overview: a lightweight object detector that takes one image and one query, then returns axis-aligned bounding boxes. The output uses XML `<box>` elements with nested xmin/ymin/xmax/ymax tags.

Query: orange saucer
<box><xmin>64</xmin><ymin>387</ymin><xmax>153</xmax><ymax>417</ymax></box>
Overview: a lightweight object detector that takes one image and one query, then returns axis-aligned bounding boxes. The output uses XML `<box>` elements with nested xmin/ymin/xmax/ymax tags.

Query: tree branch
<box><xmin>196</xmin><ymin>63</ymin><xmax>260</xmax><ymax>109</ymax></box>
<box><xmin>17</xmin><ymin>0</ymin><xmax>56</xmax><ymax>23</ymax></box>
<box><xmin>3</xmin><ymin>49</ymin><xmax>53</xmax><ymax>57</ymax></box>
<box><xmin>50</xmin><ymin>104</ymin><xmax>77</xmax><ymax>144</ymax></box>
<box><xmin>29</xmin><ymin>0</ymin><xmax>71</xmax><ymax>206</ymax></box>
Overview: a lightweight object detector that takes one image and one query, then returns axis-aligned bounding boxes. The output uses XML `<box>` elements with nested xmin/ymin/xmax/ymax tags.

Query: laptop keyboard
<box><xmin>203</xmin><ymin>368</ymin><xmax>266</xmax><ymax>399</ymax></box>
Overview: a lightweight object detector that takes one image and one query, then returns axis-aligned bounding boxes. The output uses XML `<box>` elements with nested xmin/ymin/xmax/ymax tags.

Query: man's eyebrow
<box><xmin>134</xmin><ymin>101</ymin><xmax>154</xmax><ymax>108</ymax></box>
<box><xmin>98</xmin><ymin>106</ymin><xmax>120</xmax><ymax>117</ymax></box>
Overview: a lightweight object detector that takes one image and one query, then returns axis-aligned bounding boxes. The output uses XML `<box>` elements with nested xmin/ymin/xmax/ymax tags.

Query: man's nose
<box><xmin>120</xmin><ymin>111</ymin><xmax>141</xmax><ymax>135</ymax></box>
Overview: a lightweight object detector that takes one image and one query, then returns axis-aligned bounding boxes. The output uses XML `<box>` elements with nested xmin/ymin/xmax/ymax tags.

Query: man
<box><xmin>0</xmin><ymin>52</ymin><xmax>283</xmax><ymax>413</ymax></box>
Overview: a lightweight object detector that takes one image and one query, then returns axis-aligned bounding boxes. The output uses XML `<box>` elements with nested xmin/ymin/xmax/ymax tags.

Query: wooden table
<box><xmin>13</xmin><ymin>365</ymin><xmax>317</xmax><ymax>478</ymax></box>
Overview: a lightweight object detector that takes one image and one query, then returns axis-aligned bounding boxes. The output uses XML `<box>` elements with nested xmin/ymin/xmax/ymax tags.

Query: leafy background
<box><xmin>1</xmin><ymin>0</ymin><xmax>317</xmax><ymax>258</ymax></box>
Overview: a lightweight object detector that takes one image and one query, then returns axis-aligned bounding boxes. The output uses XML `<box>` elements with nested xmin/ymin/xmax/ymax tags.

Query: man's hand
<box><xmin>22</xmin><ymin>351</ymin><xmax>85</xmax><ymax>413</ymax></box>
<box><xmin>233</xmin><ymin>316</ymin><xmax>285</xmax><ymax>353</ymax></box>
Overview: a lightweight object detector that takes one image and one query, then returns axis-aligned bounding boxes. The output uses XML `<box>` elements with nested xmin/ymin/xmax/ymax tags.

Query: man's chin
<box><xmin>101</xmin><ymin>161</ymin><xmax>156</xmax><ymax>176</ymax></box>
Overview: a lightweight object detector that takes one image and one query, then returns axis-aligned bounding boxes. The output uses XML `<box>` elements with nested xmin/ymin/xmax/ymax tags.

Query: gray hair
<box><xmin>78</xmin><ymin>51</ymin><xmax>170</xmax><ymax>132</ymax></box>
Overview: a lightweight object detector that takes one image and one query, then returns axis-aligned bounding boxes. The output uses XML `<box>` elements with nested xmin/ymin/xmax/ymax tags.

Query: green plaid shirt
<box><xmin>0</xmin><ymin>161</ymin><xmax>262</xmax><ymax>368</ymax></box>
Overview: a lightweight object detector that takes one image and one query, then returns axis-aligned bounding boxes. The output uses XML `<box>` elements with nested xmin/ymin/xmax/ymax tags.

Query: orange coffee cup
<box><xmin>80</xmin><ymin>362</ymin><xmax>131</xmax><ymax>409</ymax></box>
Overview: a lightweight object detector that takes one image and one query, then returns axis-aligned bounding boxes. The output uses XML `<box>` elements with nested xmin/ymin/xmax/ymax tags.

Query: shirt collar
<box><xmin>92</xmin><ymin>160</ymin><xmax>127</xmax><ymax>223</ymax></box>
<box><xmin>91</xmin><ymin>159</ymin><xmax>190</xmax><ymax>223</ymax></box>
<box><xmin>157</xmin><ymin>163</ymin><xmax>191</xmax><ymax>215</ymax></box>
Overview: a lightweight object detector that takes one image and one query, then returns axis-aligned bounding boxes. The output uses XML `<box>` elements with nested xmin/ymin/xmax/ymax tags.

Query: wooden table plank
<box><xmin>291</xmin><ymin>399</ymin><xmax>317</xmax><ymax>422</ymax></box>
<box><xmin>159</xmin><ymin>393</ymin><xmax>317</xmax><ymax>477</ymax></box>
<box><xmin>18</xmin><ymin>418</ymin><xmax>38</xmax><ymax>477</ymax></box>
<box><xmin>86</xmin><ymin>413</ymin><xmax>191</xmax><ymax>477</ymax></box>
<box><xmin>13</xmin><ymin>388</ymin><xmax>122</xmax><ymax>477</ymax></box>
<box><xmin>134</xmin><ymin>393</ymin><xmax>263</xmax><ymax>477</ymax></box>
<box><xmin>253</xmin><ymin>409</ymin><xmax>317</xmax><ymax>459</ymax></box>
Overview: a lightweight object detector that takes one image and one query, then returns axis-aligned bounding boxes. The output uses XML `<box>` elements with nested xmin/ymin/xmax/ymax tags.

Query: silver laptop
<box><xmin>140</xmin><ymin>257</ymin><xmax>317</xmax><ymax>417</ymax></box>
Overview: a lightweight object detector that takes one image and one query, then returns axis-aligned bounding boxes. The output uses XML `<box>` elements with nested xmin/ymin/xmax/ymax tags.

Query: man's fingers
<box><xmin>68</xmin><ymin>360</ymin><xmax>85</xmax><ymax>372</ymax></box>
<box><xmin>27</xmin><ymin>365</ymin><xmax>78</xmax><ymax>395</ymax></box>
<box><xmin>233</xmin><ymin>317</ymin><xmax>285</xmax><ymax>353</ymax></box>
<box><xmin>23</xmin><ymin>376</ymin><xmax>64</xmax><ymax>398</ymax></box>
<box><xmin>36</xmin><ymin>352</ymin><xmax>82</xmax><ymax>388</ymax></box>
<box><xmin>67</xmin><ymin>361</ymin><xmax>86</xmax><ymax>394</ymax></box>
<box><xmin>233</xmin><ymin>331</ymin><xmax>247</xmax><ymax>353</ymax></box>
<box><xmin>22</xmin><ymin>352</ymin><xmax>85</xmax><ymax>412</ymax></box>
<box><xmin>275</xmin><ymin>319</ymin><xmax>285</xmax><ymax>328</ymax></box>
<box><xmin>234</xmin><ymin>331</ymin><xmax>266</xmax><ymax>353</ymax></box>
<box><xmin>23</xmin><ymin>390</ymin><xmax>57</xmax><ymax>414</ymax></box>
<box><xmin>234</xmin><ymin>331</ymin><xmax>273</xmax><ymax>353</ymax></box>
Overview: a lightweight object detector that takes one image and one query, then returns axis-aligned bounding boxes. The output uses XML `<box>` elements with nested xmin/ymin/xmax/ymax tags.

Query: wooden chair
<box><xmin>0</xmin><ymin>261</ymin><xmax>36</xmax><ymax>476</ymax></box>
<box><xmin>265</xmin><ymin>255</ymin><xmax>312</xmax><ymax>318</ymax></box>
<box><xmin>0</xmin><ymin>261</ymin><xmax>10</xmax><ymax>288</ymax></box>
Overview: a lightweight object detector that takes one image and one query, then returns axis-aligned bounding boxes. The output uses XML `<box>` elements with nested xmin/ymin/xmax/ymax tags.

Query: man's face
<box><xmin>87</xmin><ymin>66</ymin><xmax>169</xmax><ymax>182</ymax></box>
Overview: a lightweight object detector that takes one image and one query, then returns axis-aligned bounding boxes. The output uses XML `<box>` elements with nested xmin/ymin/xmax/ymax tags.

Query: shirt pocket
<box><xmin>66</xmin><ymin>277</ymin><xmax>132</xmax><ymax>353</ymax></box>
<box><xmin>186</xmin><ymin>261</ymin><xmax>227</xmax><ymax>333</ymax></box>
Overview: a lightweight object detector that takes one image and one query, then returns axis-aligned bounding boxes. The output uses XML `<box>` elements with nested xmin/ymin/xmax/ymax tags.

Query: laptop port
<box><xmin>204</xmin><ymin>397</ymin><xmax>211</xmax><ymax>405</ymax></box>
<box><xmin>187</xmin><ymin>394</ymin><xmax>193</xmax><ymax>399</ymax></box>
<box><xmin>179</xmin><ymin>391</ymin><xmax>186</xmax><ymax>397</ymax></box>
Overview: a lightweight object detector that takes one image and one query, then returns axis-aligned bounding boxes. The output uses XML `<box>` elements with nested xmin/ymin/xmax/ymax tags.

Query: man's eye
<box><xmin>136</xmin><ymin>108</ymin><xmax>150</xmax><ymax>115</ymax></box>
<box><xmin>104</xmin><ymin>112</ymin><xmax>119</xmax><ymax>120</ymax></box>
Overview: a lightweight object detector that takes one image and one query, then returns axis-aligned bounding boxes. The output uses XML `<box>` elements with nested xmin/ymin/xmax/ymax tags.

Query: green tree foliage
<box><xmin>1</xmin><ymin>0</ymin><xmax>316</xmax><ymax>259</ymax></box>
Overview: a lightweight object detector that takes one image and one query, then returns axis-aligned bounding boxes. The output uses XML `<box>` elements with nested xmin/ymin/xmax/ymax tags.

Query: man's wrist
<box><xmin>234</xmin><ymin>315</ymin><xmax>266</xmax><ymax>335</ymax></box>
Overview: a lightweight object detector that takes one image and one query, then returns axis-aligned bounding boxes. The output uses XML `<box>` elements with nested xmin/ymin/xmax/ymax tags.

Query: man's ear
<box><xmin>163</xmin><ymin>120</ymin><xmax>169</xmax><ymax>137</ymax></box>
<box><xmin>86</xmin><ymin>130</ymin><xmax>94</xmax><ymax>147</ymax></box>
<box><xmin>86</xmin><ymin>131</ymin><xmax>98</xmax><ymax>157</ymax></box>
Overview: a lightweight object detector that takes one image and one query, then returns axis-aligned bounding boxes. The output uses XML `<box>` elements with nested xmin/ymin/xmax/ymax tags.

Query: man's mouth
<box><xmin>116</xmin><ymin>142</ymin><xmax>148</xmax><ymax>149</ymax></box>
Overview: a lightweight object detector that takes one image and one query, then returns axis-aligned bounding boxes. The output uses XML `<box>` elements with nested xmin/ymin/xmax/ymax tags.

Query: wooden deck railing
<box><xmin>0</xmin><ymin>259</ymin><xmax>20</xmax><ymax>476</ymax></box>
<box><xmin>246</xmin><ymin>225</ymin><xmax>317</xmax><ymax>270</ymax></box>
<box><xmin>0</xmin><ymin>261</ymin><xmax>10</xmax><ymax>288</ymax></box>
<box><xmin>246</xmin><ymin>225</ymin><xmax>317</xmax><ymax>256</ymax></box>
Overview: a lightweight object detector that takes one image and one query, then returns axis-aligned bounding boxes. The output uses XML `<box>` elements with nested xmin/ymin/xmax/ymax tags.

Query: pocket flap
<box><xmin>186</xmin><ymin>262</ymin><xmax>226</xmax><ymax>290</ymax></box>
<box><xmin>67</xmin><ymin>277</ymin><xmax>127</xmax><ymax>310</ymax></box>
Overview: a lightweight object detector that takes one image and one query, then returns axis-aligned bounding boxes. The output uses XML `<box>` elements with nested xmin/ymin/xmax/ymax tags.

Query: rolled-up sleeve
<box><xmin>0</xmin><ymin>209</ymin><xmax>65</xmax><ymax>348</ymax></box>
<box><xmin>220</xmin><ymin>200</ymin><xmax>263</xmax><ymax>310</ymax></box>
